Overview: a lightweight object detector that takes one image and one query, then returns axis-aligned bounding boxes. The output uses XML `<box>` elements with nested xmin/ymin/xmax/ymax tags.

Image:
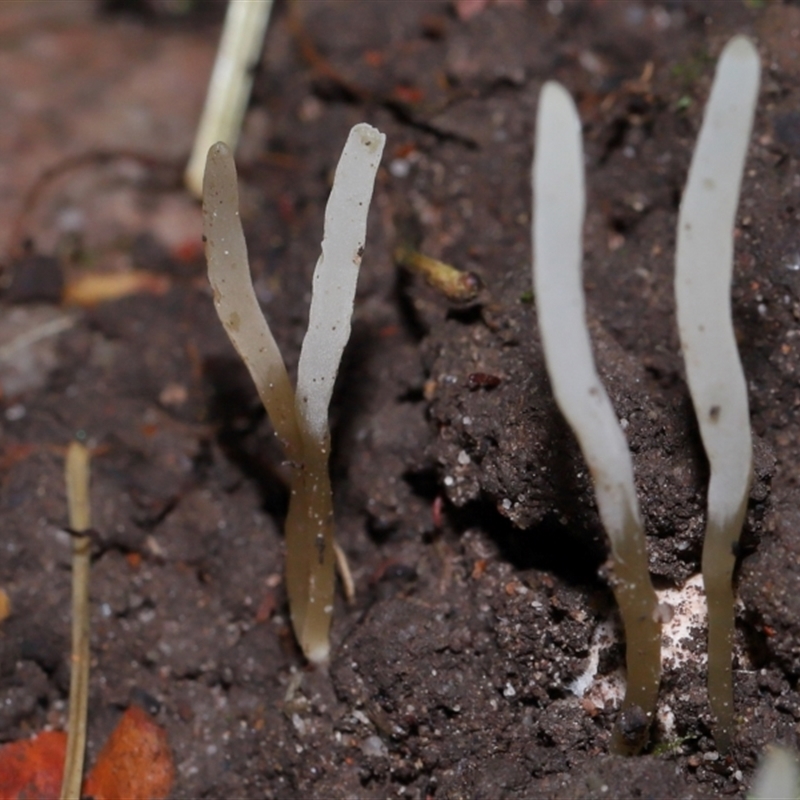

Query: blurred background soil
<box><xmin>0</xmin><ymin>1</ymin><xmax>799</xmax><ymax>797</ymax></box>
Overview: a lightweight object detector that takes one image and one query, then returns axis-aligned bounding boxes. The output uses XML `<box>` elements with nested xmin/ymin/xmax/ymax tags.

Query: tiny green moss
<box><xmin>651</xmin><ymin>735</ymin><xmax>696</xmax><ymax>758</ymax></box>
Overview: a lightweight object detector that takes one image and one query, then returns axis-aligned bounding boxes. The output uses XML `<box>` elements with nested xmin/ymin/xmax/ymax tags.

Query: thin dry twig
<box><xmin>333</xmin><ymin>542</ymin><xmax>355</xmax><ymax>605</ymax></box>
<box><xmin>60</xmin><ymin>442</ymin><xmax>92</xmax><ymax>800</ymax></box>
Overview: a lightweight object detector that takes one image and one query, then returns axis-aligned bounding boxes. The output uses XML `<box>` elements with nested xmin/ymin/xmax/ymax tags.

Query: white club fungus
<box><xmin>203</xmin><ymin>124</ymin><xmax>385</xmax><ymax>664</ymax></box>
<box><xmin>532</xmin><ymin>81</ymin><xmax>661</xmax><ymax>755</ymax></box>
<box><xmin>675</xmin><ymin>35</ymin><xmax>759</xmax><ymax>752</ymax></box>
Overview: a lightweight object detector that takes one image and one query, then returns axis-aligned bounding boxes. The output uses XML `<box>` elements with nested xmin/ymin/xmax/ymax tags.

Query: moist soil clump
<box><xmin>1</xmin><ymin>1</ymin><xmax>799</xmax><ymax>797</ymax></box>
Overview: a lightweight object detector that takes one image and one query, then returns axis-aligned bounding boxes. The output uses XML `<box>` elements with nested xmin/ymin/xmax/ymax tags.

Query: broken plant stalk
<box><xmin>60</xmin><ymin>442</ymin><xmax>92</xmax><ymax>800</ymax></box>
<box><xmin>185</xmin><ymin>0</ymin><xmax>274</xmax><ymax>197</ymax></box>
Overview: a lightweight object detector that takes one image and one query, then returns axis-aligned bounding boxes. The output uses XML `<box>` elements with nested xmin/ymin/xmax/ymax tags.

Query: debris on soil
<box><xmin>0</xmin><ymin>705</ymin><xmax>172</xmax><ymax>800</ymax></box>
<box><xmin>1</xmin><ymin>1</ymin><xmax>799</xmax><ymax>798</ymax></box>
<box><xmin>82</xmin><ymin>705</ymin><xmax>174</xmax><ymax>800</ymax></box>
<box><xmin>0</xmin><ymin>730</ymin><xmax>66</xmax><ymax>800</ymax></box>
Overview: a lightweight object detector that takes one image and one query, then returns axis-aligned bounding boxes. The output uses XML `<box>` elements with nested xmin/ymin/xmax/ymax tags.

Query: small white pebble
<box><xmin>292</xmin><ymin>714</ymin><xmax>306</xmax><ymax>736</ymax></box>
<box><xmin>361</xmin><ymin>735</ymin><xmax>388</xmax><ymax>758</ymax></box>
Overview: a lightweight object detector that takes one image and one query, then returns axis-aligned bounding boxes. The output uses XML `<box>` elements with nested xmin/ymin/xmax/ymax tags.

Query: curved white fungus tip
<box><xmin>532</xmin><ymin>82</ymin><xmax>640</xmax><ymax>545</ymax></box>
<box><xmin>679</xmin><ymin>43</ymin><xmax>760</xmax><ymax>488</ymax></box>
<box><xmin>202</xmin><ymin>140</ymin><xmax>300</xmax><ymax>458</ymax></box>
<box><xmin>676</xmin><ymin>34</ymin><xmax>758</xmax><ymax>513</ymax></box>
<box><xmin>295</xmin><ymin>123</ymin><xmax>386</xmax><ymax>443</ymax></box>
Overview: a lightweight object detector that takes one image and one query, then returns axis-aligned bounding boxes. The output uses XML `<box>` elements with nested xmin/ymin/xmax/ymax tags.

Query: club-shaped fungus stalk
<box><xmin>185</xmin><ymin>0</ymin><xmax>274</xmax><ymax>197</ymax></box>
<box><xmin>533</xmin><ymin>81</ymin><xmax>661</xmax><ymax>755</ymax></box>
<box><xmin>675</xmin><ymin>35</ymin><xmax>759</xmax><ymax>753</ymax></box>
<box><xmin>203</xmin><ymin>124</ymin><xmax>385</xmax><ymax>664</ymax></box>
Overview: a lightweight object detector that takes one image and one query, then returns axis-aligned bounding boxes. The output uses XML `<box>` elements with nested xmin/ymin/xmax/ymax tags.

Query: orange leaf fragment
<box><xmin>63</xmin><ymin>271</ymin><xmax>170</xmax><ymax>307</ymax></box>
<box><xmin>83</xmin><ymin>706</ymin><xmax>174</xmax><ymax>800</ymax></box>
<box><xmin>0</xmin><ymin>730</ymin><xmax>66</xmax><ymax>800</ymax></box>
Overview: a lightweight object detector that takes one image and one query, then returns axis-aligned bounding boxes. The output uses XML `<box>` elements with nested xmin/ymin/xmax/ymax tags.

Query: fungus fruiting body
<box><xmin>203</xmin><ymin>124</ymin><xmax>385</xmax><ymax>664</ymax></box>
<box><xmin>532</xmin><ymin>81</ymin><xmax>661</xmax><ymax>755</ymax></box>
<box><xmin>675</xmin><ymin>35</ymin><xmax>760</xmax><ymax>751</ymax></box>
<box><xmin>531</xmin><ymin>33</ymin><xmax>760</xmax><ymax>755</ymax></box>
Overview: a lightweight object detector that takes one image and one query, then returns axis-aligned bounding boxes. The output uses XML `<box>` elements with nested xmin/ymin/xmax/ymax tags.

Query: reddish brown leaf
<box><xmin>83</xmin><ymin>706</ymin><xmax>174</xmax><ymax>800</ymax></box>
<box><xmin>0</xmin><ymin>730</ymin><xmax>66</xmax><ymax>800</ymax></box>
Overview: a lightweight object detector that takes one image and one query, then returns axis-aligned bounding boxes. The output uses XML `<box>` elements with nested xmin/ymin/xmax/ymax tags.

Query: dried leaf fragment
<box><xmin>0</xmin><ymin>587</ymin><xmax>11</xmax><ymax>623</ymax></box>
<box><xmin>82</xmin><ymin>706</ymin><xmax>174</xmax><ymax>800</ymax></box>
<box><xmin>63</xmin><ymin>271</ymin><xmax>170</xmax><ymax>307</ymax></box>
<box><xmin>0</xmin><ymin>730</ymin><xmax>66</xmax><ymax>800</ymax></box>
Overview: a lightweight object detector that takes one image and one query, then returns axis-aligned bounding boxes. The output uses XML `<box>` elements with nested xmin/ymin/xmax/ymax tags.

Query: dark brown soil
<box><xmin>1</xmin><ymin>1</ymin><xmax>799</xmax><ymax>797</ymax></box>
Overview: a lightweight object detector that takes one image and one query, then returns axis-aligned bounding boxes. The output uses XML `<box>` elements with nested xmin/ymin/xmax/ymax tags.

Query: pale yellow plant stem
<box><xmin>60</xmin><ymin>442</ymin><xmax>91</xmax><ymax>800</ymax></box>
